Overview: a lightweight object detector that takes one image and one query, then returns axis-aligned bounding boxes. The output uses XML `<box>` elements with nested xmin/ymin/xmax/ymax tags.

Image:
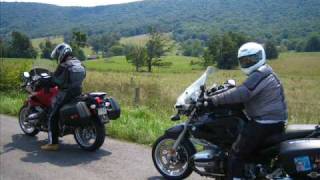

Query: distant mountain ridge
<box><xmin>1</xmin><ymin>0</ymin><xmax>320</xmax><ymax>40</ymax></box>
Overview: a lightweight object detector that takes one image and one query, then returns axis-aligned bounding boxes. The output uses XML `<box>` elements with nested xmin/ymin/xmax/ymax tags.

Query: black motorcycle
<box><xmin>19</xmin><ymin>68</ymin><xmax>121</xmax><ymax>151</ymax></box>
<box><xmin>152</xmin><ymin>67</ymin><xmax>320</xmax><ymax>179</ymax></box>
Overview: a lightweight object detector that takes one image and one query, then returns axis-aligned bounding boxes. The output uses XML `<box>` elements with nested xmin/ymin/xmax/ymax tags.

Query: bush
<box><xmin>265</xmin><ymin>41</ymin><xmax>279</xmax><ymax>59</ymax></box>
<box><xmin>109</xmin><ymin>45</ymin><xmax>124</xmax><ymax>56</ymax></box>
<box><xmin>305</xmin><ymin>35</ymin><xmax>320</xmax><ymax>52</ymax></box>
<box><xmin>0</xmin><ymin>60</ymin><xmax>32</xmax><ymax>91</ymax></box>
<box><xmin>5</xmin><ymin>31</ymin><xmax>37</xmax><ymax>58</ymax></box>
<box><xmin>40</xmin><ymin>39</ymin><xmax>55</xmax><ymax>59</ymax></box>
<box><xmin>181</xmin><ymin>39</ymin><xmax>204</xmax><ymax>57</ymax></box>
<box><xmin>72</xmin><ymin>47</ymin><xmax>86</xmax><ymax>61</ymax></box>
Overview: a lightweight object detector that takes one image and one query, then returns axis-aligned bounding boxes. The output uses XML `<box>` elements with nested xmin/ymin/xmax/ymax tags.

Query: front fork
<box><xmin>172</xmin><ymin>109</ymin><xmax>196</xmax><ymax>150</ymax></box>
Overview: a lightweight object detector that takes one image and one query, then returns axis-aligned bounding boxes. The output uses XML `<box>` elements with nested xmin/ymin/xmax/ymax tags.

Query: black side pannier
<box><xmin>279</xmin><ymin>139</ymin><xmax>320</xmax><ymax>179</ymax></box>
<box><xmin>60</xmin><ymin>101</ymin><xmax>91</xmax><ymax>126</ymax></box>
<box><xmin>106</xmin><ymin>97</ymin><xmax>120</xmax><ymax>120</ymax></box>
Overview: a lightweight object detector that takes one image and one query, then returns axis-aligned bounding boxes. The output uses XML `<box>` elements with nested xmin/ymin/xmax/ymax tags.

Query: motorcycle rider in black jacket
<box><xmin>41</xmin><ymin>43</ymin><xmax>86</xmax><ymax>151</ymax></box>
<box><xmin>204</xmin><ymin>42</ymin><xmax>288</xmax><ymax>180</ymax></box>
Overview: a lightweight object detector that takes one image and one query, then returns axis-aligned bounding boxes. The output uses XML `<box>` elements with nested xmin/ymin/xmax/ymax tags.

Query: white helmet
<box><xmin>51</xmin><ymin>43</ymin><xmax>72</xmax><ymax>64</ymax></box>
<box><xmin>237</xmin><ymin>42</ymin><xmax>266</xmax><ymax>75</ymax></box>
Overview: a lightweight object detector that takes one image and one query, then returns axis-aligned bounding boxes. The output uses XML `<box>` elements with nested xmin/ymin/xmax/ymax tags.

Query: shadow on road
<box><xmin>1</xmin><ymin>134</ymin><xmax>111</xmax><ymax>167</ymax></box>
<box><xmin>147</xmin><ymin>176</ymin><xmax>166</xmax><ymax>180</ymax></box>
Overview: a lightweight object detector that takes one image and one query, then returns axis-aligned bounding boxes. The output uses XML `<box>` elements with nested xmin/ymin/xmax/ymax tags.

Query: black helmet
<box><xmin>51</xmin><ymin>43</ymin><xmax>72</xmax><ymax>63</ymax></box>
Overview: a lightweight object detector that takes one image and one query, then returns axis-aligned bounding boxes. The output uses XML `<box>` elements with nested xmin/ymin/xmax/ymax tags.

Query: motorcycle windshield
<box><xmin>175</xmin><ymin>66</ymin><xmax>214</xmax><ymax>108</ymax></box>
<box><xmin>32</xmin><ymin>59</ymin><xmax>57</xmax><ymax>72</ymax></box>
<box><xmin>28</xmin><ymin>59</ymin><xmax>57</xmax><ymax>78</ymax></box>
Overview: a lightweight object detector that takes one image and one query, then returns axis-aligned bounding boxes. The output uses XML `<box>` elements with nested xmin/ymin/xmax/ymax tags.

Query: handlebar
<box><xmin>21</xmin><ymin>71</ymin><xmax>55</xmax><ymax>92</ymax></box>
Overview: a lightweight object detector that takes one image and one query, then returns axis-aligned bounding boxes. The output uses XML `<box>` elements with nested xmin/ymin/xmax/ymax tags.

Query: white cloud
<box><xmin>1</xmin><ymin>0</ymin><xmax>143</xmax><ymax>7</ymax></box>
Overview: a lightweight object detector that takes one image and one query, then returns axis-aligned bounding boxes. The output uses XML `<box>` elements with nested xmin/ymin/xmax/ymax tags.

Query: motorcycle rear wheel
<box><xmin>18</xmin><ymin>105</ymin><xmax>40</xmax><ymax>136</ymax></box>
<box><xmin>73</xmin><ymin>119</ymin><xmax>105</xmax><ymax>151</ymax></box>
<box><xmin>152</xmin><ymin>134</ymin><xmax>196</xmax><ymax>180</ymax></box>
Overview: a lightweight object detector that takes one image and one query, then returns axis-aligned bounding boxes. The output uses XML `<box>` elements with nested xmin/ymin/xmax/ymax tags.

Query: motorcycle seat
<box><xmin>263</xmin><ymin>124</ymin><xmax>317</xmax><ymax>147</ymax></box>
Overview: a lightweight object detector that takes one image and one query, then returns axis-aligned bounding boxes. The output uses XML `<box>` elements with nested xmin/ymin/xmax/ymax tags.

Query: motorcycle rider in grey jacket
<box><xmin>204</xmin><ymin>42</ymin><xmax>288</xmax><ymax>180</ymax></box>
<box><xmin>41</xmin><ymin>43</ymin><xmax>86</xmax><ymax>151</ymax></box>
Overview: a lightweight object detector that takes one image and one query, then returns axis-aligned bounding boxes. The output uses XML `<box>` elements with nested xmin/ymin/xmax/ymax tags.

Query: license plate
<box><xmin>294</xmin><ymin>156</ymin><xmax>312</xmax><ymax>172</ymax></box>
<box><xmin>98</xmin><ymin>107</ymin><xmax>107</xmax><ymax>115</ymax></box>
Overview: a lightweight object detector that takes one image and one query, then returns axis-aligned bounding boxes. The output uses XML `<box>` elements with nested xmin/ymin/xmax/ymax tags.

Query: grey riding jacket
<box><xmin>52</xmin><ymin>57</ymin><xmax>86</xmax><ymax>95</ymax></box>
<box><xmin>210</xmin><ymin>65</ymin><xmax>288</xmax><ymax>124</ymax></box>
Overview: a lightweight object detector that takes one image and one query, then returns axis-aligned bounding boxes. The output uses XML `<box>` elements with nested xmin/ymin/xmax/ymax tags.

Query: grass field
<box><xmin>1</xmin><ymin>52</ymin><xmax>320</xmax><ymax>145</ymax></box>
<box><xmin>120</xmin><ymin>33</ymin><xmax>182</xmax><ymax>55</ymax></box>
<box><xmin>32</xmin><ymin>36</ymin><xmax>64</xmax><ymax>49</ymax></box>
<box><xmin>84</xmin><ymin>55</ymin><xmax>202</xmax><ymax>73</ymax></box>
<box><xmin>120</xmin><ymin>34</ymin><xmax>150</xmax><ymax>46</ymax></box>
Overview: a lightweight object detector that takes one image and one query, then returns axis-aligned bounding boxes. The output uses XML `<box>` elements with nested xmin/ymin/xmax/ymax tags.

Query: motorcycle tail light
<box><xmin>95</xmin><ymin>97</ymin><xmax>103</xmax><ymax>105</ymax></box>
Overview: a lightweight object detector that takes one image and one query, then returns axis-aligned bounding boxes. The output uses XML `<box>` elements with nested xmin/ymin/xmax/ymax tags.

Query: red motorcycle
<box><xmin>19</xmin><ymin>68</ymin><xmax>120</xmax><ymax>151</ymax></box>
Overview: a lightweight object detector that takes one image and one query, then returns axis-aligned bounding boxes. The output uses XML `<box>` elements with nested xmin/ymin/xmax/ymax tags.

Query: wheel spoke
<box><xmin>154</xmin><ymin>138</ymin><xmax>189</xmax><ymax>177</ymax></box>
<box><xmin>75</xmin><ymin>125</ymin><xmax>97</xmax><ymax>148</ymax></box>
<box><xmin>19</xmin><ymin>107</ymin><xmax>36</xmax><ymax>133</ymax></box>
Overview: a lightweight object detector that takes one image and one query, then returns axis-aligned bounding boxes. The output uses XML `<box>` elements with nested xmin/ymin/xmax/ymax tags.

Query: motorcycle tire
<box><xmin>74</xmin><ymin>118</ymin><xmax>105</xmax><ymax>151</ymax></box>
<box><xmin>152</xmin><ymin>133</ymin><xmax>196</xmax><ymax>180</ymax></box>
<box><xmin>18</xmin><ymin>105</ymin><xmax>40</xmax><ymax>136</ymax></box>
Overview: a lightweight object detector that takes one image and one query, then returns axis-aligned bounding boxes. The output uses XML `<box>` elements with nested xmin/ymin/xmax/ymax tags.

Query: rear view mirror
<box><xmin>23</xmin><ymin>72</ymin><xmax>30</xmax><ymax>78</ymax></box>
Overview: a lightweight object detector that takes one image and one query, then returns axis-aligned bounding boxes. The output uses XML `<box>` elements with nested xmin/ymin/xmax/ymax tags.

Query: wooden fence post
<box><xmin>134</xmin><ymin>87</ymin><xmax>140</xmax><ymax>106</ymax></box>
<box><xmin>130</xmin><ymin>77</ymin><xmax>134</xmax><ymax>87</ymax></box>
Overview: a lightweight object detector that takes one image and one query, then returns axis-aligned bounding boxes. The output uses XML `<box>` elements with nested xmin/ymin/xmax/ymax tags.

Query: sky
<box><xmin>1</xmin><ymin>0</ymin><xmax>143</xmax><ymax>7</ymax></box>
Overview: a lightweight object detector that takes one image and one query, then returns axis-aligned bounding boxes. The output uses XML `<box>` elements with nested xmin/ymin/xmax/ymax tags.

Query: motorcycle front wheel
<box><xmin>74</xmin><ymin>119</ymin><xmax>105</xmax><ymax>151</ymax></box>
<box><xmin>18</xmin><ymin>105</ymin><xmax>40</xmax><ymax>136</ymax></box>
<box><xmin>152</xmin><ymin>134</ymin><xmax>196</xmax><ymax>180</ymax></box>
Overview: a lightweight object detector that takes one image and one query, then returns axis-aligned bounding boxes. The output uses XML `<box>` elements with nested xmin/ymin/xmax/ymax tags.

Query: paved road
<box><xmin>0</xmin><ymin>115</ymin><xmax>203</xmax><ymax>180</ymax></box>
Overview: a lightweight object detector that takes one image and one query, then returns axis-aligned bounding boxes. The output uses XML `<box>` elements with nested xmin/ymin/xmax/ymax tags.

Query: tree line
<box><xmin>1</xmin><ymin>30</ymin><xmax>320</xmax><ymax>72</ymax></box>
<box><xmin>2</xmin><ymin>0</ymin><xmax>319</xmax><ymax>45</ymax></box>
<box><xmin>0</xmin><ymin>31</ymin><xmax>88</xmax><ymax>61</ymax></box>
<box><xmin>0</xmin><ymin>31</ymin><xmax>37</xmax><ymax>58</ymax></box>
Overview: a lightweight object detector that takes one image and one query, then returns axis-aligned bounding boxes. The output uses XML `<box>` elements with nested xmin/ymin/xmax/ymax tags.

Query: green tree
<box><xmin>8</xmin><ymin>31</ymin><xmax>37</xmax><ymax>58</ymax></box>
<box><xmin>305</xmin><ymin>35</ymin><xmax>320</xmax><ymax>52</ymax></box>
<box><xmin>204</xmin><ymin>35</ymin><xmax>222</xmax><ymax>66</ymax></box>
<box><xmin>88</xmin><ymin>33</ymin><xmax>120</xmax><ymax>57</ymax></box>
<box><xmin>202</xmin><ymin>49</ymin><xmax>213</xmax><ymax>67</ymax></box>
<box><xmin>182</xmin><ymin>39</ymin><xmax>204</xmax><ymax>57</ymax></box>
<box><xmin>109</xmin><ymin>45</ymin><xmax>124</xmax><ymax>56</ymax></box>
<box><xmin>125</xmin><ymin>45</ymin><xmax>147</xmax><ymax>72</ymax></box>
<box><xmin>73</xmin><ymin>48</ymin><xmax>86</xmax><ymax>61</ymax></box>
<box><xmin>0</xmin><ymin>38</ymin><xmax>9</xmax><ymax>58</ymax></box>
<box><xmin>204</xmin><ymin>32</ymin><xmax>248</xmax><ymax>69</ymax></box>
<box><xmin>39</xmin><ymin>39</ymin><xmax>55</xmax><ymax>59</ymax></box>
<box><xmin>71</xmin><ymin>31</ymin><xmax>87</xmax><ymax>48</ymax></box>
<box><xmin>146</xmin><ymin>27</ymin><xmax>167</xmax><ymax>72</ymax></box>
<box><xmin>69</xmin><ymin>31</ymin><xmax>87</xmax><ymax>61</ymax></box>
<box><xmin>296</xmin><ymin>41</ymin><xmax>306</xmax><ymax>52</ymax></box>
<box><xmin>217</xmin><ymin>33</ymin><xmax>238</xmax><ymax>69</ymax></box>
<box><xmin>265</xmin><ymin>41</ymin><xmax>279</xmax><ymax>59</ymax></box>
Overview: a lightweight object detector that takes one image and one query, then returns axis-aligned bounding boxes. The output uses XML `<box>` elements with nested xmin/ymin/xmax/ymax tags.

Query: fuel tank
<box><xmin>30</xmin><ymin>86</ymin><xmax>58</xmax><ymax>107</ymax></box>
<box><xmin>190</xmin><ymin>113</ymin><xmax>245</xmax><ymax>146</ymax></box>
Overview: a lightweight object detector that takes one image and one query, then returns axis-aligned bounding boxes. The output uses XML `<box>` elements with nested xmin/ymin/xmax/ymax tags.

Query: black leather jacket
<box><xmin>53</xmin><ymin>57</ymin><xmax>86</xmax><ymax>96</ymax></box>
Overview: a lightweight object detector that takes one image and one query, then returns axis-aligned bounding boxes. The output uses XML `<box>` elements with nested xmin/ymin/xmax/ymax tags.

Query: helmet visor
<box><xmin>239</xmin><ymin>50</ymin><xmax>262</xmax><ymax>68</ymax></box>
<box><xmin>50</xmin><ymin>44</ymin><xmax>65</xmax><ymax>60</ymax></box>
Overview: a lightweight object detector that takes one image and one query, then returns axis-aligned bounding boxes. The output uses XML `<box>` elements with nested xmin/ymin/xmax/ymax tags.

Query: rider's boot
<box><xmin>41</xmin><ymin>144</ymin><xmax>59</xmax><ymax>151</ymax></box>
